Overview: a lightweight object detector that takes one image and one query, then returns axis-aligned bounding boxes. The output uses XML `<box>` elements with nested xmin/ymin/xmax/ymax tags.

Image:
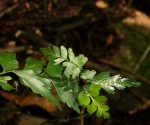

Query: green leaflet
<box><xmin>42</xmin><ymin>51</ymin><xmax>63</xmax><ymax>78</ymax></box>
<box><xmin>78</xmin><ymin>93</ymin><xmax>90</xmax><ymax>106</ymax></box>
<box><xmin>91</xmin><ymin>74</ymin><xmax>141</xmax><ymax>94</ymax></box>
<box><xmin>0</xmin><ymin>76</ymin><xmax>14</xmax><ymax>91</ymax></box>
<box><xmin>41</xmin><ymin>46</ymin><xmax>60</xmax><ymax>57</ymax></box>
<box><xmin>0</xmin><ymin>52</ymin><xmax>18</xmax><ymax>91</ymax></box>
<box><xmin>60</xmin><ymin>46</ymin><xmax>67</xmax><ymax>59</ymax></box>
<box><xmin>81</xmin><ymin>70</ymin><xmax>96</xmax><ymax>80</ymax></box>
<box><xmin>95</xmin><ymin>96</ymin><xmax>108</xmax><ymax>103</ymax></box>
<box><xmin>53</xmin><ymin>46</ymin><xmax>61</xmax><ymax>57</ymax></box>
<box><xmin>87</xmin><ymin>102</ymin><xmax>97</xmax><ymax>115</ymax></box>
<box><xmin>62</xmin><ymin>61</ymin><xmax>80</xmax><ymax>78</ymax></box>
<box><xmin>40</xmin><ymin>47</ymin><xmax>54</xmax><ymax>56</ymax></box>
<box><xmin>89</xmin><ymin>83</ymin><xmax>101</xmax><ymax>97</ymax></box>
<box><xmin>120</xmin><ymin>79</ymin><xmax>141</xmax><ymax>87</ymax></box>
<box><xmin>91</xmin><ymin>72</ymin><xmax>110</xmax><ymax>81</ymax></box>
<box><xmin>103</xmin><ymin>111</ymin><xmax>110</xmax><ymax>119</ymax></box>
<box><xmin>13</xmin><ymin>70</ymin><xmax>61</xmax><ymax>110</ymax></box>
<box><xmin>44</xmin><ymin>61</ymin><xmax>63</xmax><ymax>78</ymax></box>
<box><xmin>87</xmin><ymin>96</ymin><xmax>109</xmax><ymax>118</ymax></box>
<box><xmin>51</xmin><ymin>78</ymin><xmax>80</xmax><ymax>113</ymax></box>
<box><xmin>75</xmin><ymin>55</ymin><xmax>88</xmax><ymax>67</ymax></box>
<box><xmin>54</xmin><ymin>58</ymin><xmax>65</xmax><ymax>65</ymax></box>
<box><xmin>0</xmin><ymin>52</ymin><xmax>18</xmax><ymax>71</ymax></box>
<box><xmin>24</xmin><ymin>57</ymin><xmax>42</xmax><ymax>74</ymax></box>
<box><xmin>68</xmin><ymin>48</ymin><xmax>75</xmax><ymax>62</ymax></box>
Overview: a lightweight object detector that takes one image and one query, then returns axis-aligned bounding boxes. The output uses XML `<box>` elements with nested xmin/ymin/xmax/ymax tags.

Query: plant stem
<box><xmin>0</xmin><ymin>71</ymin><xmax>11</xmax><ymax>75</ymax></box>
<box><xmin>132</xmin><ymin>44</ymin><xmax>150</xmax><ymax>75</ymax></box>
<box><xmin>80</xmin><ymin>107</ymin><xmax>85</xmax><ymax>125</ymax></box>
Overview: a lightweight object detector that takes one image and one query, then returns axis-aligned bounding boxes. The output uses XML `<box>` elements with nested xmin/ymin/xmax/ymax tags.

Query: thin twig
<box><xmin>129</xmin><ymin>100</ymin><xmax>150</xmax><ymax>114</ymax></box>
<box><xmin>15</xmin><ymin>30</ymin><xmax>52</xmax><ymax>47</ymax></box>
<box><xmin>132</xmin><ymin>44</ymin><xmax>150</xmax><ymax>75</ymax></box>
<box><xmin>0</xmin><ymin>46</ymin><xmax>26</xmax><ymax>53</ymax></box>
<box><xmin>0</xmin><ymin>4</ymin><xmax>19</xmax><ymax>18</ymax></box>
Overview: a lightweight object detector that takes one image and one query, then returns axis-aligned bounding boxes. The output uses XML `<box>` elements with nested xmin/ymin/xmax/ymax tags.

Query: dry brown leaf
<box><xmin>0</xmin><ymin>91</ymin><xmax>58</xmax><ymax>112</ymax></box>
<box><xmin>95</xmin><ymin>0</ymin><xmax>108</xmax><ymax>9</ymax></box>
<box><xmin>123</xmin><ymin>10</ymin><xmax>150</xmax><ymax>29</ymax></box>
<box><xmin>106</xmin><ymin>34</ymin><xmax>114</xmax><ymax>46</ymax></box>
<box><xmin>25</xmin><ymin>2</ymin><xmax>30</xmax><ymax>9</ymax></box>
<box><xmin>16</xmin><ymin>96</ymin><xmax>58</xmax><ymax>112</ymax></box>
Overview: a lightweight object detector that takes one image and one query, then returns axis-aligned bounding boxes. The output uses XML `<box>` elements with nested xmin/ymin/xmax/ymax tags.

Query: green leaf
<box><xmin>44</xmin><ymin>59</ymin><xmax>63</xmax><ymax>78</ymax></box>
<box><xmin>75</xmin><ymin>55</ymin><xmax>88</xmax><ymax>66</ymax></box>
<box><xmin>62</xmin><ymin>62</ymin><xmax>74</xmax><ymax>78</ymax></box>
<box><xmin>68</xmin><ymin>48</ymin><xmax>75</xmax><ymax>62</ymax></box>
<box><xmin>120</xmin><ymin>79</ymin><xmax>141</xmax><ymax>87</ymax></box>
<box><xmin>40</xmin><ymin>47</ymin><xmax>53</xmax><ymax>56</ymax></box>
<box><xmin>91</xmin><ymin>74</ymin><xmax>140</xmax><ymax>94</ymax></box>
<box><xmin>62</xmin><ymin>61</ymin><xmax>74</xmax><ymax>68</ymax></box>
<box><xmin>42</xmin><ymin>46</ymin><xmax>87</xmax><ymax>79</ymax></box>
<box><xmin>54</xmin><ymin>58</ymin><xmax>65</xmax><ymax>65</ymax></box>
<box><xmin>13</xmin><ymin>70</ymin><xmax>61</xmax><ymax>110</ymax></box>
<box><xmin>96</xmin><ymin>107</ymin><xmax>102</xmax><ymax>117</ymax></box>
<box><xmin>101</xmin><ymin>105</ymin><xmax>109</xmax><ymax>112</ymax></box>
<box><xmin>0</xmin><ymin>52</ymin><xmax>18</xmax><ymax>71</ymax></box>
<box><xmin>90</xmin><ymin>83</ymin><xmax>101</xmax><ymax>92</ymax></box>
<box><xmin>96</xmin><ymin>105</ymin><xmax>109</xmax><ymax>118</ymax></box>
<box><xmin>53</xmin><ymin>46</ymin><xmax>60</xmax><ymax>57</ymax></box>
<box><xmin>87</xmin><ymin>102</ymin><xmax>97</xmax><ymax>115</ymax></box>
<box><xmin>78</xmin><ymin>93</ymin><xmax>90</xmax><ymax>106</ymax></box>
<box><xmin>0</xmin><ymin>76</ymin><xmax>14</xmax><ymax>91</ymax></box>
<box><xmin>91</xmin><ymin>72</ymin><xmax>110</xmax><ymax>81</ymax></box>
<box><xmin>52</xmin><ymin>79</ymin><xmax>80</xmax><ymax>113</ymax></box>
<box><xmin>63</xmin><ymin>61</ymin><xmax>80</xmax><ymax>78</ymax></box>
<box><xmin>60</xmin><ymin>46</ymin><xmax>67</xmax><ymax>59</ymax></box>
<box><xmin>71</xmin><ymin>66</ymin><xmax>80</xmax><ymax>79</ymax></box>
<box><xmin>89</xmin><ymin>83</ymin><xmax>101</xmax><ymax>97</ymax></box>
<box><xmin>81</xmin><ymin>70</ymin><xmax>96</xmax><ymax>80</ymax></box>
<box><xmin>69</xmin><ymin>80</ymin><xmax>83</xmax><ymax>96</ymax></box>
<box><xmin>103</xmin><ymin>111</ymin><xmax>110</xmax><ymax>119</ymax></box>
<box><xmin>63</xmin><ymin>67</ymin><xmax>71</xmax><ymax>78</ymax></box>
<box><xmin>95</xmin><ymin>96</ymin><xmax>108</xmax><ymax>103</ymax></box>
<box><xmin>87</xmin><ymin>94</ymin><xmax>109</xmax><ymax>118</ymax></box>
<box><xmin>24</xmin><ymin>57</ymin><xmax>42</xmax><ymax>74</ymax></box>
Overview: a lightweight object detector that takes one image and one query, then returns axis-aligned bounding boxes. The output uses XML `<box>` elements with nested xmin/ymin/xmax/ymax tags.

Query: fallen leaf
<box><xmin>123</xmin><ymin>10</ymin><xmax>150</xmax><ymax>29</ymax></box>
<box><xmin>106</xmin><ymin>34</ymin><xmax>113</xmax><ymax>46</ymax></box>
<box><xmin>0</xmin><ymin>91</ymin><xmax>58</xmax><ymax>112</ymax></box>
<box><xmin>95</xmin><ymin>0</ymin><xmax>108</xmax><ymax>9</ymax></box>
<box><xmin>25</xmin><ymin>2</ymin><xmax>30</xmax><ymax>9</ymax></box>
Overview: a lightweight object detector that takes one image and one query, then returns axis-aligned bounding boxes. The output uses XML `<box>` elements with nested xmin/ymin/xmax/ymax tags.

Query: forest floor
<box><xmin>0</xmin><ymin>0</ymin><xmax>150</xmax><ymax>125</ymax></box>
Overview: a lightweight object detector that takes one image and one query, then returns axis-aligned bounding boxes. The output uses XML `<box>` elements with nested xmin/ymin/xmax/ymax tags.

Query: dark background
<box><xmin>0</xmin><ymin>0</ymin><xmax>150</xmax><ymax>125</ymax></box>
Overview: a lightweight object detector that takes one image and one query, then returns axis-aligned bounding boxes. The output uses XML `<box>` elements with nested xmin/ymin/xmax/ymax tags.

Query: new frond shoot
<box><xmin>0</xmin><ymin>45</ymin><xmax>141</xmax><ymax>120</ymax></box>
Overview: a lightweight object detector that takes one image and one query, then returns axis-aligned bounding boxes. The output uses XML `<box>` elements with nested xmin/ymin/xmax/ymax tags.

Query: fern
<box><xmin>0</xmin><ymin>45</ymin><xmax>141</xmax><ymax>120</ymax></box>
